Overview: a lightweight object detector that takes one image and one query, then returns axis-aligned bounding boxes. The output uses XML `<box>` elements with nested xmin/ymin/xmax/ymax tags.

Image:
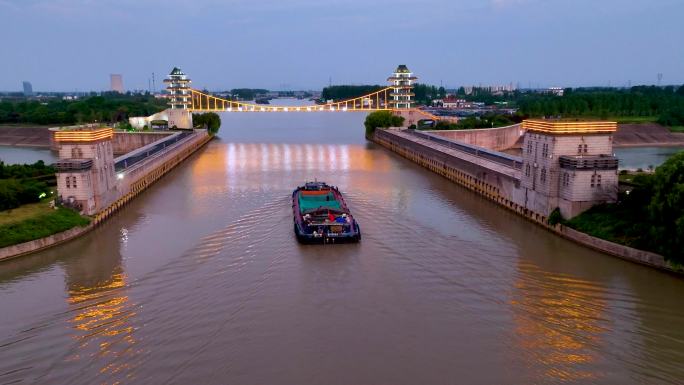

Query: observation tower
<box><xmin>164</xmin><ymin>67</ymin><xmax>192</xmax><ymax>110</ymax></box>
<box><xmin>387</xmin><ymin>65</ymin><xmax>417</xmax><ymax>109</ymax></box>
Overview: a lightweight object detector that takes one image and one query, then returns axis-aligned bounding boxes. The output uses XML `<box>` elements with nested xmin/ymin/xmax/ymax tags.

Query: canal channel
<box><xmin>1</xmin><ymin>106</ymin><xmax>684</xmax><ymax>384</ymax></box>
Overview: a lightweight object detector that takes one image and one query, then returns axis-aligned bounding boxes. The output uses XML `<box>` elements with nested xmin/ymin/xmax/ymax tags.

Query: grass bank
<box><xmin>0</xmin><ymin>201</ymin><xmax>53</xmax><ymax>226</ymax></box>
<box><xmin>0</xmin><ymin>205</ymin><xmax>90</xmax><ymax>248</ymax></box>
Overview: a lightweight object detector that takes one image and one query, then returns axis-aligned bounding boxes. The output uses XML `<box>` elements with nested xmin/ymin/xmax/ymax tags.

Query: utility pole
<box><xmin>152</xmin><ymin>72</ymin><xmax>156</xmax><ymax>94</ymax></box>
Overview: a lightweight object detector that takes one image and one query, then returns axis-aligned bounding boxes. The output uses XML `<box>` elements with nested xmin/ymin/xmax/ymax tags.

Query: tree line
<box><xmin>321</xmin><ymin>85</ymin><xmax>384</xmax><ymax>101</ymax></box>
<box><xmin>0</xmin><ymin>93</ymin><xmax>166</xmax><ymax>125</ymax></box>
<box><xmin>517</xmin><ymin>85</ymin><xmax>684</xmax><ymax>124</ymax></box>
<box><xmin>0</xmin><ymin>161</ymin><xmax>55</xmax><ymax>211</ymax></box>
<box><xmin>229</xmin><ymin>89</ymin><xmax>269</xmax><ymax>100</ymax></box>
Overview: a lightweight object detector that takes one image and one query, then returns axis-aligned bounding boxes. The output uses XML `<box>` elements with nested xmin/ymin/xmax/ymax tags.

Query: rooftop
<box><xmin>394</xmin><ymin>65</ymin><xmax>411</xmax><ymax>74</ymax></box>
<box><xmin>169</xmin><ymin>67</ymin><xmax>186</xmax><ymax>76</ymax></box>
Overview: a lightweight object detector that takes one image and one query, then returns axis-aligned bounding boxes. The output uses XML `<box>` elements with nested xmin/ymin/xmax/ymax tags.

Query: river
<box><xmin>1</xmin><ymin>106</ymin><xmax>684</xmax><ymax>384</ymax></box>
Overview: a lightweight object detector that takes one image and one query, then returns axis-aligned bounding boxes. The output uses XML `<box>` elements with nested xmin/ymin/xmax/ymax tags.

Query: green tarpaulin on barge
<box><xmin>298</xmin><ymin>192</ymin><xmax>342</xmax><ymax>213</ymax></box>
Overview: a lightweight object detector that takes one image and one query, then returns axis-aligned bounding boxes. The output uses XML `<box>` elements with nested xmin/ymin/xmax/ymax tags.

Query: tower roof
<box><xmin>394</xmin><ymin>65</ymin><xmax>411</xmax><ymax>73</ymax></box>
<box><xmin>169</xmin><ymin>67</ymin><xmax>185</xmax><ymax>76</ymax></box>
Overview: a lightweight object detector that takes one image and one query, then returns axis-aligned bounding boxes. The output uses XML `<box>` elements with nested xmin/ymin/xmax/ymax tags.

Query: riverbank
<box><xmin>371</xmin><ymin>128</ymin><xmax>683</xmax><ymax>275</ymax></box>
<box><xmin>0</xmin><ymin>125</ymin><xmax>52</xmax><ymax>147</ymax></box>
<box><xmin>613</xmin><ymin>123</ymin><xmax>684</xmax><ymax>147</ymax></box>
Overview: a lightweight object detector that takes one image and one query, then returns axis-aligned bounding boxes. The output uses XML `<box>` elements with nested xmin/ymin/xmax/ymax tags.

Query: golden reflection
<box><xmin>189</xmin><ymin>142</ymin><xmax>392</xmax><ymax>189</ymax></box>
<box><xmin>66</xmin><ymin>270</ymin><xmax>139</xmax><ymax>377</ymax></box>
<box><xmin>61</xmin><ymin>223</ymin><xmax>141</xmax><ymax>384</ymax></box>
<box><xmin>511</xmin><ymin>262</ymin><xmax>607</xmax><ymax>382</ymax></box>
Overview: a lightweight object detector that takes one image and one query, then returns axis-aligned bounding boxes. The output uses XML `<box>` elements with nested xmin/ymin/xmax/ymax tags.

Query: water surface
<box><xmin>0</xmin><ymin>145</ymin><xmax>57</xmax><ymax>164</ymax></box>
<box><xmin>1</xmin><ymin>107</ymin><xmax>684</xmax><ymax>384</ymax></box>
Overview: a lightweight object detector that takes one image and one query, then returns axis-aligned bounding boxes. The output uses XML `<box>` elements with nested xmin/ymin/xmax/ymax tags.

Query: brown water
<box><xmin>1</xmin><ymin>107</ymin><xmax>684</xmax><ymax>384</ymax></box>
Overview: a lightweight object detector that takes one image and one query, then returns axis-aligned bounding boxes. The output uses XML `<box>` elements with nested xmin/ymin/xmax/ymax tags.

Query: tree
<box><xmin>192</xmin><ymin>112</ymin><xmax>221</xmax><ymax>135</ymax></box>
<box><xmin>364</xmin><ymin>111</ymin><xmax>404</xmax><ymax>137</ymax></box>
<box><xmin>647</xmin><ymin>151</ymin><xmax>684</xmax><ymax>261</ymax></box>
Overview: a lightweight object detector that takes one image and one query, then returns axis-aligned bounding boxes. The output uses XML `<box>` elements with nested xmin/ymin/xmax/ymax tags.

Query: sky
<box><xmin>1</xmin><ymin>0</ymin><xmax>682</xmax><ymax>92</ymax></box>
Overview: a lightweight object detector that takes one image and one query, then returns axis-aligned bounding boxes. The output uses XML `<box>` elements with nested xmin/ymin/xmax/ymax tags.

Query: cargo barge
<box><xmin>292</xmin><ymin>181</ymin><xmax>361</xmax><ymax>244</ymax></box>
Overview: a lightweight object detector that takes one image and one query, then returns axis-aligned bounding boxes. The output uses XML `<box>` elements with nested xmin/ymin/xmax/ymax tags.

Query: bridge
<box><xmin>187</xmin><ymin>87</ymin><xmax>394</xmax><ymax>113</ymax></box>
<box><xmin>166</xmin><ymin>65</ymin><xmax>416</xmax><ymax>113</ymax></box>
<box><xmin>130</xmin><ymin>65</ymin><xmax>441</xmax><ymax>129</ymax></box>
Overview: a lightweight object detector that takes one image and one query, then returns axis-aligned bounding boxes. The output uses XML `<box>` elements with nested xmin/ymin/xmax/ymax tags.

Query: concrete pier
<box><xmin>371</xmin><ymin>127</ymin><xmax>680</xmax><ymax>274</ymax></box>
<box><xmin>0</xmin><ymin>127</ymin><xmax>212</xmax><ymax>261</ymax></box>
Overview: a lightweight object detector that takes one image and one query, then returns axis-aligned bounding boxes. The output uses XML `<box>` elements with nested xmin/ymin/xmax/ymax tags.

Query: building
<box><xmin>52</xmin><ymin>126</ymin><xmax>118</xmax><ymax>215</ymax></box>
<box><xmin>22</xmin><ymin>81</ymin><xmax>33</xmax><ymax>96</ymax></box>
<box><xmin>387</xmin><ymin>65</ymin><xmax>417</xmax><ymax>109</ymax></box>
<box><xmin>547</xmin><ymin>87</ymin><xmax>565</xmax><ymax>96</ymax></box>
<box><xmin>110</xmin><ymin>74</ymin><xmax>124</xmax><ymax>93</ymax></box>
<box><xmin>441</xmin><ymin>97</ymin><xmax>467</xmax><ymax>109</ymax></box>
<box><xmin>520</xmin><ymin>120</ymin><xmax>618</xmax><ymax>218</ymax></box>
<box><xmin>463</xmin><ymin>84</ymin><xmax>516</xmax><ymax>95</ymax></box>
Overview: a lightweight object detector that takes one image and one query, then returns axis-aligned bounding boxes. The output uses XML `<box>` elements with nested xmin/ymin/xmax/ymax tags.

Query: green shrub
<box><xmin>364</xmin><ymin>111</ymin><xmax>404</xmax><ymax>137</ymax></box>
<box><xmin>193</xmin><ymin>112</ymin><xmax>221</xmax><ymax>135</ymax></box>
<box><xmin>548</xmin><ymin>207</ymin><xmax>564</xmax><ymax>226</ymax></box>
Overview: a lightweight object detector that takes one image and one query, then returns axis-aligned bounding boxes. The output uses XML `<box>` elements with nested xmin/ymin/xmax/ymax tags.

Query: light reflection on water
<box><xmin>1</xmin><ymin>111</ymin><xmax>684</xmax><ymax>384</ymax></box>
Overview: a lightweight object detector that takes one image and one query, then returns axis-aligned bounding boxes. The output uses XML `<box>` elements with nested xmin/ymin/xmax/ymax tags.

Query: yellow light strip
<box><xmin>522</xmin><ymin>120</ymin><xmax>617</xmax><ymax>134</ymax></box>
<box><xmin>54</xmin><ymin>128</ymin><xmax>114</xmax><ymax>142</ymax></box>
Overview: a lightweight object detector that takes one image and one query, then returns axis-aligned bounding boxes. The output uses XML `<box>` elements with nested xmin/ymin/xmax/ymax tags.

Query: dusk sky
<box><xmin>2</xmin><ymin>0</ymin><xmax>682</xmax><ymax>92</ymax></box>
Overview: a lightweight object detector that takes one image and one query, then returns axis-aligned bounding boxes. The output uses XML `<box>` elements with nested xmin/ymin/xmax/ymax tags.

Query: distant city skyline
<box><xmin>1</xmin><ymin>0</ymin><xmax>682</xmax><ymax>91</ymax></box>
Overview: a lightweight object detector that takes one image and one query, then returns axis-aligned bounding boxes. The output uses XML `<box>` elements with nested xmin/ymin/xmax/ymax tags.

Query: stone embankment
<box><xmin>371</xmin><ymin>128</ymin><xmax>682</xmax><ymax>275</ymax></box>
<box><xmin>613</xmin><ymin>124</ymin><xmax>684</xmax><ymax>147</ymax></box>
<box><xmin>0</xmin><ymin>126</ymin><xmax>52</xmax><ymax>147</ymax></box>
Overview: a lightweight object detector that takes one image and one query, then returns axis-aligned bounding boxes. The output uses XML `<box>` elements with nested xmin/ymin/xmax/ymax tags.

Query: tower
<box><xmin>110</xmin><ymin>74</ymin><xmax>124</xmax><ymax>93</ymax></box>
<box><xmin>164</xmin><ymin>67</ymin><xmax>192</xmax><ymax>110</ymax></box>
<box><xmin>52</xmin><ymin>126</ymin><xmax>117</xmax><ymax>215</ymax></box>
<box><xmin>387</xmin><ymin>65</ymin><xmax>417</xmax><ymax>109</ymax></box>
<box><xmin>520</xmin><ymin>120</ymin><xmax>619</xmax><ymax>219</ymax></box>
<box><xmin>22</xmin><ymin>81</ymin><xmax>33</xmax><ymax>96</ymax></box>
<box><xmin>160</xmin><ymin>67</ymin><xmax>194</xmax><ymax>129</ymax></box>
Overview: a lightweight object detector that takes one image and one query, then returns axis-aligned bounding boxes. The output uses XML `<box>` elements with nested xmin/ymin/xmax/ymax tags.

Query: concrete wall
<box><xmin>429</xmin><ymin>124</ymin><xmax>523</xmax><ymax>151</ymax></box>
<box><xmin>112</xmin><ymin>131</ymin><xmax>172</xmax><ymax>155</ymax></box>
<box><xmin>114</xmin><ymin>131</ymin><xmax>208</xmax><ymax>197</ymax></box>
<box><xmin>94</xmin><ymin>130</ymin><xmax>211</xmax><ymax>224</ymax></box>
